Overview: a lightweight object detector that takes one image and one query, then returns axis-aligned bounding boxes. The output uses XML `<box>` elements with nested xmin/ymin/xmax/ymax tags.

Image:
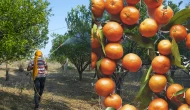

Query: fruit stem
<box><xmin>155</xmin><ymin>0</ymin><xmax>159</xmax><ymax>2</ymax></box>
<box><xmin>111</xmin><ymin>1</ymin><xmax>115</xmax><ymax>6</ymax></box>
<box><xmin>162</xmin><ymin>12</ymin><xmax>165</xmax><ymax>16</ymax></box>
<box><xmin>125</xmin><ymin>13</ymin><xmax>129</xmax><ymax>17</ymax></box>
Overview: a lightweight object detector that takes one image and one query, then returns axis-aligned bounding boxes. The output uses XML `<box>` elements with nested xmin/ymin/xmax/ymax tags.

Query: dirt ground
<box><xmin>0</xmin><ymin>62</ymin><xmax>100</xmax><ymax>110</ymax></box>
<box><xmin>0</xmin><ymin>62</ymin><xmax>190</xmax><ymax>110</ymax></box>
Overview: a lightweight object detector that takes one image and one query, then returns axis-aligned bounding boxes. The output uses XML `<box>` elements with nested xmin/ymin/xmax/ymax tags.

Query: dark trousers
<box><xmin>34</xmin><ymin>77</ymin><xmax>46</xmax><ymax>107</ymax></box>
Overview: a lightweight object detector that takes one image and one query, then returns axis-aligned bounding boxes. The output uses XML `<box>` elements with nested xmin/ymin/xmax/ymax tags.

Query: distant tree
<box><xmin>49</xmin><ymin>33</ymin><xmax>70</xmax><ymax>66</ymax></box>
<box><xmin>185</xmin><ymin>2</ymin><xmax>190</xmax><ymax>8</ymax></box>
<box><xmin>61</xmin><ymin>35</ymin><xmax>90</xmax><ymax>81</ymax></box>
<box><xmin>162</xmin><ymin>0</ymin><xmax>181</xmax><ymax>14</ymax></box>
<box><xmin>65</xmin><ymin>5</ymin><xmax>91</xmax><ymax>42</ymax></box>
<box><xmin>50</xmin><ymin>5</ymin><xmax>91</xmax><ymax>81</ymax></box>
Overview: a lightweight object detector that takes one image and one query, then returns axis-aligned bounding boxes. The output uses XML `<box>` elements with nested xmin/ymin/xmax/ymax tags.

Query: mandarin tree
<box><xmin>91</xmin><ymin>0</ymin><xmax>190</xmax><ymax>110</ymax></box>
<box><xmin>49</xmin><ymin>33</ymin><xmax>70</xmax><ymax>65</ymax></box>
<box><xmin>0</xmin><ymin>0</ymin><xmax>52</xmax><ymax>81</ymax></box>
<box><xmin>50</xmin><ymin>5</ymin><xmax>91</xmax><ymax>81</ymax></box>
<box><xmin>59</xmin><ymin>35</ymin><xmax>90</xmax><ymax>81</ymax></box>
<box><xmin>0</xmin><ymin>0</ymin><xmax>52</xmax><ymax>64</ymax></box>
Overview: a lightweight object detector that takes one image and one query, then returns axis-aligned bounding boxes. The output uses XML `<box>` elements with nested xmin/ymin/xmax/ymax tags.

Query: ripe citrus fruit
<box><xmin>104</xmin><ymin>93</ymin><xmax>122</xmax><ymax>109</ymax></box>
<box><xmin>151</xmin><ymin>55</ymin><xmax>170</xmax><ymax>74</ymax></box>
<box><xmin>122</xmin><ymin>53</ymin><xmax>142</xmax><ymax>72</ymax></box>
<box><xmin>92</xmin><ymin>52</ymin><xmax>98</xmax><ymax>62</ymax></box>
<box><xmin>91</xmin><ymin>0</ymin><xmax>105</xmax><ymax>18</ymax></box>
<box><xmin>154</xmin><ymin>5</ymin><xmax>173</xmax><ymax>25</ymax></box>
<box><xmin>166</xmin><ymin>83</ymin><xmax>183</xmax><ymax>100</ymax></box>
<box><xmin>100</xmin><ymin>58</ymin><xmax>116</xmax><ymax>76</ymax></box>
<box><xmin>91</xmin><ymin>61</ymin><xmax>96</xmax><ymax>69</ymax></box>
<box><xmin>139</xmin><ymin>18</ymin><xmax>158</xmax><ymax>38</ymax></box>
<box><xmin>157</xmin><ymin>39</ymin><xmax>172</xmax><ymax>55</ymax></box>
<box><xmin>144</xmin><ymin>0</ymin><xmax>163</xmax><ymax>8</ymax></box>
<box><xmin>105</xmin><ymin>43</ymin><xmax>123</xmax><ymax>60</ymax></box>
<box><xmin>91</xmin><ymin>52</ymin><xmax>98</xmax><ymax>69</ymax></box>
<box><xmin>149</xmin><ymin>74</ymin><xmax>167</xmax><ymax>93</ymax></box>
<box><xmin>95</xmin><ymin>77</ymin><xmax>115</xmax><ymax>97</ymax></box>
<box><xmin>186</xmin><ymin>33</ymin><xmax>190</xmax><ymax>49</ymax></box>
<box><xmin>103</xmin><ymin>21</ymin><xmax>123</xmax><ymax>42</ymax></box>
<box><xmin>148</xmin><ymin>98</ymin><xmax>168</xmax><ymax>110</ymax></box>
<box><xmin>120</xmin><ymin>6</ymin><xmax>140</xmax><ymax>25</ymax></box>
<box><xmin>91</xmin><ymin>35</ymin><xmax>101</xmax><ymax>48</ymax></box>
<box><xmin>177</xmin><ymin>104</ymin><xmax>190</xmax><ymax>110</ymax></box>
<box><xmin>126</xmin><ymin>0</ymin><xmax>140</xmax><ymax>5</ymax></box>
<box><xmin>170</xmin><ymin>24</ymin><xmax>187</xmax><ymax>42</ymax></box>
<box><xmin>120</xmin><ymin>104</ymin><xmax>136</xmax><ymax>110</ymax></box>
<box><xmin>185</xmin><ymin>88</ymin><xmax>190</xmax><ymax>105</ymax></box>
<box><xmin>105</xmin><ymin>0</ymin><xmax>124</xmax><ymax>15</ymax></box>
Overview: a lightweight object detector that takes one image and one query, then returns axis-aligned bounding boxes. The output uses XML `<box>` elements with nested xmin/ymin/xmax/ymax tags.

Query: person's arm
<box><xmin>27</xmin><ymin>61</ymin><xmax>33</xmax><ymax>71</ymax></box>
<box><xmin>44</xmin><ymin>60</ymin><xmax>48</xmax><ymax>70</ymax></box>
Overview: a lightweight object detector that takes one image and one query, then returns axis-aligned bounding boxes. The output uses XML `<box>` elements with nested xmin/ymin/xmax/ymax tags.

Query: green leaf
<box><xmin>96</xmin><ymin>59</ymin><xmax>102</xmax><ymax>71</ymax></box>
<box><xmin>98</xmin><ymin>29</ymin><xmax>104</xmax><ymax>42</ymax></box>
<box><xmin>174</xmin><ymin>88</ymin><xmax>188</xmax><ymax>96</ymax></box>
<box><xmin>171</xmin><ymin>37</ymin><xmax>185</xmax><ymax>69</ymax></box>
<box><xmin>105</xmin><ymin>107</ymin><xmax>116</xmax><ymax>110</ymax></box>
<box><xmin>161</xmin><ymin>9</ymin><xmax>190</xmax><ymax>31</ymax></box>
<box><xmin>166</xmin><ymin>74</ymin><xmax>174</xmax><ymax>84</ymax></box>
<box><xmin>127</xmin><ymin>34</ymin><xmax>156</xmax><ymax>60</ymax></box>
<box><xmin>97</xmin><ymin>29</ymin><xmax>106</xmax><ymax>55</ymax></box>
<box><xmin>136</xmin><ymin>66</ymin><xmax>152</xmax><ymax>99</ymax></box>
<box><xmin>135</xmin><ymin>79</ymin><xmax>149</xmax><ymax>100</ymax></box>
<box><xmin>148</xmin><ymin>49</ymin><xmax>157</xmax><ymax>61</ymax></box>
<box><xmin>144</xmin><ymin>66</ymin><xmax>153</xmax><ymax>81</ymax></box>
<box><xmin>139</xmin><ymin>65</ymin><xmax>152</xmax><ymax>84</ymax></box>
<box><xmin>127</xmin><ymin>34</ymin><xmax>154</xmax><ymax>49</ymax></box>
<box><xmin>135</xmin><ymin>80</ymin><xmax>152</xmax><ymax>110</ymax></box>
<box><xmin>93</xmin><ymin>24</ymin><xmax>97</xmax><ymax>35</ymax></box>
<box><xmin>95</xmin><ymin>58</ymin><xmax>104</xmax><ymax>79</ymax></box>
<box><xmin>135</xmin><ymin>66</ymin><xmax>153</xmax><ymax>110</ymax></box>
<box><xmin>140</xmin><ymin>68</ymin><xmax>148</xmax><ymax>83</ymax></box>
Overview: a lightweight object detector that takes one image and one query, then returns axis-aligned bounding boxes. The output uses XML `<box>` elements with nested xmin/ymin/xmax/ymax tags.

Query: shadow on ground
<box><xmin>0</xmin><ymin>90</ymin><xmax>70</xmax><ymax>110</ymax></box>
<box><xmin>45</xmin><ymin>70</ymin><xmax>98</xmax><ymax>104</ymax></box>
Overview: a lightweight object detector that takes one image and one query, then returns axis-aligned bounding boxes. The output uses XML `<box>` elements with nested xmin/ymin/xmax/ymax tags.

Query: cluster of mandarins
<box><xmin>149</xmin><ymin>40</ymin><xmax>190</xmax><ymax>110</ymax></box>
<box><xmin>91</xmin><ymin>0</ymin><xmax>190</xmax><ymax>109</ymax></box>
<box><xmin>91</xmin><ymin>0</ymin><xmax>145</xmax><ymax>109</ymax></box>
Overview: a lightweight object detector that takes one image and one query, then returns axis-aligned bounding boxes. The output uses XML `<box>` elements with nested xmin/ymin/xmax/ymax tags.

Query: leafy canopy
<box><xmin>0</xmin><ymin>0</ymin><xmax>52</xmax><ymax>63</ymax></box>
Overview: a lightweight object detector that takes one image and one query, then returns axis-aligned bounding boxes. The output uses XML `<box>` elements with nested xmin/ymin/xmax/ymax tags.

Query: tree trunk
<box><xmin>5</xmin><ymin>63</ymin><xmax>9</xmax><ymax>81</ymax></box>
<box><xmin>88</xmin><ymin>64</ymin><xmax>90</xmax><ymax>71</ymax></box>
<box><xmin>63</xmin><ymin>58</ymin><xmax>68</xmax><ymax>74</ymax></box>
<box><xmin>171</xmin><ymin>71</ymin><xmax>175</xmax><ymax>78</ymax></box>
<box><xmin>79</xmin><ymin>72</ymin><xmax>82</xmax><ymax>81</ymax></box>
<box><xmin>76</xmin><ymin>66</ymin><xmax>83</xmax><ymax>81</ymax></box>
<box><xmin>115</xmin><ymin>77</ymin><xmax>124</xmax><ymax>96</ymax></box>
<box><xmin>114</xmin><ymin>72</ymin><xmax>128</xmax><ymax>96</ymax></box>
<box><xmin>19</xmin><ymin>65</ymin><xmax>24</xmax><ymax>72</ymax></box>
<box><xmin>100</xmin><ymin>96</ymin><xmax>106</xmax><ymax>109</ymax></box>
<box><xmin>170</xmin><ymin>66</ymin><xmax>176</xmax><ymax>78</ymax></box>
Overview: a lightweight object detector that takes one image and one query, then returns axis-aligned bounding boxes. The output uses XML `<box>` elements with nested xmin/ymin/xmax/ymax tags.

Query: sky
<box><xmin>41</xmin><ymin>0</ymin><xmax>89</xmax><ymax>57</ymax></box>
<box><xmin>172</xmin><ymin>0</ymin><xmax>189</xmax><ymax>9</ymax></box>
<box><xmin>41</xmin><ymin>0</ymin><xmax>189</xmax><ymax>57</ymax></box>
